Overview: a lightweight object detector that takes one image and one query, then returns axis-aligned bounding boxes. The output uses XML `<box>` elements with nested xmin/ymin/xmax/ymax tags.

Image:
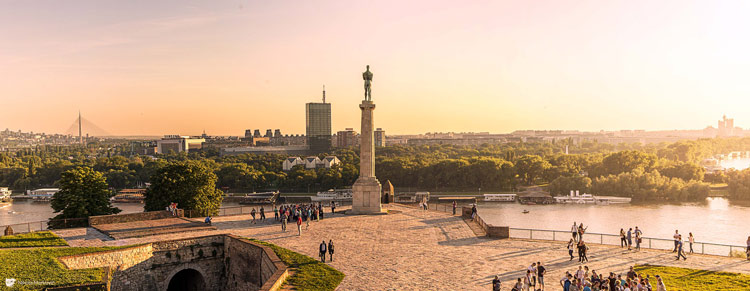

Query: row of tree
<box><xmin>7</xmin><ymin>137</ymin><xmax>750</xmax><ymax>203</ymax></box>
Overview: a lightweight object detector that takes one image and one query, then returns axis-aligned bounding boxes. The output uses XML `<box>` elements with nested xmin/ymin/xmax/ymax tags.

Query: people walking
<box><xmin>676</xmin><ymin>235</ymin><xmax>687</xmax><ymax>260</ymax></box>
<box><xmin>274</xmin><ymin>205</ymin><xmax>279</xmax><ymax>221</ymax></box>
<box><xmin>579</xmin><ymin>240</ymin><xmax>589</xmax><ymax>262</ymax></box>
<box><xmin>492</xmin><ymin>275</ymin><xmax>501</xmax><ymax>291</ymax></box>
<box><xmin>452</xmin><ymin>200</ymin><xmax>457</xmax><ymax>215</ymax></box>
<box><xmin>527</xmin><ymin>262</ymin><xmax>537</xmax><ymax>289</ymax></box>
<box><xmin>688</xmin><ymin>232</ymin><xmax>694</xmax><ymax>254</ymax></box>
<box><xmin>627</xmin><ymin>228</ymin><xmax>633</xmax><ymax>251</ymax></box>
<box><xmin>567</xmin><ymin>239</ymin><xmax>575</xmax><ymax>261</ymax></box>
<box><xmin>328</xmin><ymin>239</ymin><xmax>334</xmax><ymax>261</ymax></box>
<box><xmin>296</xmin><ymin>216</ymin><xmax>302</xmax><ymax>236</ymax></box>
<box><xmin>260</xmin><ymin>206</ymin><xmax>266</xmax><ymax>220</ymax></box>
<box><xmin>578</xmin><ymin>223</ymin><xmax>587</xmax><ymax>241</ymax></box>
<box><xmin>331</xmin><ymin>201</ymin><xmax>336</xmax><ymax>215</ymax></box>
<box><xmin>251</xmin><ymin>208</ymin><xmax>257</xmax><ymax>224</ymax></box>
<box><xmin>620</xmin><ymin>228</ymin><xmax>626</xmax><ymax>248</ymax></box>
<box><xmin>634</xmin><ymin>226</ymin><xmax>642</xmax><ymax>251</ymax></box>
<box><xmin>537</xmin><ymin>261</ymin><xmax>546</xmax><ymax>290</ymax></box>
<box><xmin>319</xmin><ymin>240</ymin><xmax>327</xmax><ymax>262</ymax></box>
<box><xmin>746</xmin><ymin>236</ymin><xmax>750</xmax><ymax>260</ymax></box>
<box><xmin>471</xmin><ymin>204</ymin><xmax>477</xmax><ymax>221</ymax></box>
<box><xmin>673</xmin><ymin>230</ymin><xmax>680</xmax><ymax>252</ymax></box>
<box><xmin>571</xmin><ymin>222</ymin><xmax>578</xmax><ymax>242</ymax></box>
<box><xmin>281</xmin><ymin>211</ymin><xmax>287</xmax><ymax>232</ymax></box>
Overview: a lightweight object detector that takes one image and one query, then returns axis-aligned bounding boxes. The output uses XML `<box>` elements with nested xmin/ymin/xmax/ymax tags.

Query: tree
<box><xmin>514</xmin><ymin>155</ymin><xmax>551</xmax><ymax>185</ymax></box>
<box><xmin>144</xmin><ymin>161</ymin><xmax>223</xmax><ymax>216</ymax></box>
<box><xmin>50</xmin><ymin>166</ymin><xmax>121</xmax><ymax>222</ymax></box>
<box><xmin>549</xmin><ymin>176</ymin><xmax>592</xmax><ymax>196</ymax></box>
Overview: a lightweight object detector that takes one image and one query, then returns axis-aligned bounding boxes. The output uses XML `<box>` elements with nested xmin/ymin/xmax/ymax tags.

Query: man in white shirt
<box><xmin>571</xmin><ymin>222</ymin><xmax>578</xmax><ymax>242</ymax></box>
<box><xmin>527</xmin><ymin>262</ymin><xmax>537</xmax><ymax>288</ymax></box>
<box><xmin>673</xmin><ymin>230</ymin><xmax>680</xmax><ymax>252</ymax></box>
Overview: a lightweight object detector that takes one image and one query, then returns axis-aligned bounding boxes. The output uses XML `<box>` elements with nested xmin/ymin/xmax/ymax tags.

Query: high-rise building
<box><xmin>718</xmin><ymin>115</ymin><xmax>735</xmax><ymax>137</ymax></box>
<box><xmin>336</xmin><ymin>128</ymin><xmax>358</xmax><ymax>148</ymax></box>
<box><xmin>306</xmin><ymin>88</ymin><xmax>332</xmax><ymax>153</ymax></box>
<box><xmin>374</xmin><ymin>128</ymin><xmax>386</xmax><ymax>147</ymax></box>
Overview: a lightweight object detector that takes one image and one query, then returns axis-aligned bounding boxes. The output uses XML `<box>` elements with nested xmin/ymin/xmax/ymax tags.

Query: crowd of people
<box><xmin>496</xmin><ymin>263</ymin><xmax>669</xmax><ymax>291</ymax></box>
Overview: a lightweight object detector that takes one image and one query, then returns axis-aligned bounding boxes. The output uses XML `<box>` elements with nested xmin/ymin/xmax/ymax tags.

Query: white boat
<box><xmin>311</xmin><ymin>189</ymin><xmax>353</xmax><ymax>202</ymax></box>
<box><xmin>0</xmin><ymin>187</ymin><xmax>12</xmax><ymax>202</ymax></box>
<box><xmin>483</xmin><ymin>193</ymin><xmax>517</xmax><ymax>202</ymax></box>
<box><xmin>554</xmin><ymin>190</ymin><xmax>631</xmax><ymax>204</ymax></box>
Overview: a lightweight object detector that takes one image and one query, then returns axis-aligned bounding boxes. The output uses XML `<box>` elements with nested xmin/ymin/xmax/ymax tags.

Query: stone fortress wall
<box><xmin>57</xmin><ymin>234</ymin><xmax>288</xmax><ymax>291</ymax></box>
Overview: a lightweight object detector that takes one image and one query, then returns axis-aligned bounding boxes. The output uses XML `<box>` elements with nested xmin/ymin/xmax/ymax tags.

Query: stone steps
<box><xmin>463</xmin><ymin>218</ymin><xmax>487</xmax><ymax>237</ymax></box>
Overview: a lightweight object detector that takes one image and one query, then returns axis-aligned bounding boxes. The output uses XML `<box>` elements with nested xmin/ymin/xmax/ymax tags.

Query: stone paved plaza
<box><xmin>54</xmin><ymin>204</ymin><xmax>750</xmax><ymax>290</ymax></box>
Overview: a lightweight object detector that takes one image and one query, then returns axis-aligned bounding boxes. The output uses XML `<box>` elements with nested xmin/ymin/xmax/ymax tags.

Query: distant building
<box><xmin>335</xmin><ymin>128</ymin><xmax>358</xmax><ymax>148</ymax></box>
<box><xmin>304</xmin><ymin>156</ymin><xmax>321</xmax><ymax>169</ymax></box>
<box><xmin>306</xmin><ymin>93</ymin><xmax>332</xmax><ymax>153</ymax></box>
<box><xmin>282</xmin><ymin>157</ymin><xmax>304</xmax><ymax>171</ymax></box>
<box><xmin>0</xmin><ymin>187</ymin><xmax>11</xmax><ymax>199</ymax></box>
<box><xmin>156</xmin><ymin>135</ymin><xmax>205</xmax><ymax>154</ymax></box>
<box><xmin>283</xmin><ymin>156</ymin><xmax>340</xmax><ymax>171</ymax></box>
<box><xmin>374</xmin><ymin>128</ymin><xmax>386</xmax><ymax>147</ymax></box>
<box><xmin>718</xmin><ymin>115</ymin><xmax>735</xmax><ymax>137</ymax></box>
<box><xmin>28</xmin><ymin>188</ymin><xmax>60</xmax><ymax>197</ymax></box>
<box><xmin>270</xmin><ymin>134</ymin><xmax>307</xmax><ymax>146</ymax></box>
<box><xmin>221</xmin><ymin>145</ymin><xmax>310</xmax><ymax>156</ymax></box>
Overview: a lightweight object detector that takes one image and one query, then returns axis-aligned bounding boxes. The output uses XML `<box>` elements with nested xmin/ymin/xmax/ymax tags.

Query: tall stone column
<box><xmin>350</xmin><ymin>100</ymin><xmax>384</xmax><ymax>214</ymax></box>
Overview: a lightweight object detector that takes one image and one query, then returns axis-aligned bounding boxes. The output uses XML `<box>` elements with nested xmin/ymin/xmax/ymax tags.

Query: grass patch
<box><xmin>0</xmin><ymin>231</ymin><xmax>68</xmax><ymax>248</ymax></box>
<box><xmin>0</xmin><ymin>246</ymin><xmax>126</xmax><ymax>290</ymax></box>
<box><xmin>250</xmin><ymin>239</ymin><xmax>344</xmax><ymax>291</ymax></box>
<box><xmin>635</xmin><ymin>264</ymin><xmax>750</xmax><ymax>291</ymax></box>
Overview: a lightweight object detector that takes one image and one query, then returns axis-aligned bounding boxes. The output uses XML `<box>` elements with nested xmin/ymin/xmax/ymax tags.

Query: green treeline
<box><xmin>4</xmin><ymin>137</ymin><xmax>750</xmax><ymax>202</ymax></box>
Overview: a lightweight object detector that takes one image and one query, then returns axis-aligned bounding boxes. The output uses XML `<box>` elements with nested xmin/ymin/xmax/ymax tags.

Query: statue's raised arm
<box><xmin>362</xmin><ymin>65</ymin><xmax>373</xmax><ymax>101</ymax></box>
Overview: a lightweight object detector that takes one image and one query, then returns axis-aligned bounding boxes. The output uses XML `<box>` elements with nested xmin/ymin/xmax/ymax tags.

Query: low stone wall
<box><xmin>58</xmin><ymin>244</ymin><xmax>153</xmax><ymax>270</ymax></box>
<box><xmin>89</xmin><ymin>210</ymin><xmax>183</xmax><ymax>225</ymax></box>
<box><xmin>462</xmin><ymin>206</ymin><xmax>509</xmax><ymax>239</ymax></box>
<box><xmin>224</xmin><ymin>235</ymin><xmax>288</xmax><ymax>291</ymax></box>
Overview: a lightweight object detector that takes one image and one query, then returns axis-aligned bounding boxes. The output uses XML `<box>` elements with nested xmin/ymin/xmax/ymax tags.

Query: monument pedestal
<box><xmin>348</xmin><ymin>99</ymin><xmax>387</xmax><ymax>215</ymax></box>
<box><xmin>349</xmin><ymin>177</ymin><xmax>386</xmax><ymax>215</ymax></box>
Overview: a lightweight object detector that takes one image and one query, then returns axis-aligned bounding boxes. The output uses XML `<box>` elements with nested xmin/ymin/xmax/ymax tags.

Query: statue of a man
<box><xmin>362</xmin><ymin>65</ymin><xmax>373</xmax><ymax>101</ymax></box>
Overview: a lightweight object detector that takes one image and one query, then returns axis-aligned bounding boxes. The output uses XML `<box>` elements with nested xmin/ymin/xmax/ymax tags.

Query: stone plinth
<box><xmin>350</xmin><ymin>100</ymin><xmax>385</xmax><ymax>214</ymax></box>
<box><xmin>350</xmin><ymin>177</ymin><xmax>384</xmax><ymax>214</ymax></box>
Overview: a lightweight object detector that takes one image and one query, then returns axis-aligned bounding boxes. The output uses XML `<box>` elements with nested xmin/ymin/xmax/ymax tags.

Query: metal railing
<box><xmin>1</xmin><ymin>217</ymin><xmax>88</xmax><ymax>235</ymax></box>
<box><xmin>184</xmin><ymin>202</ymin><xmax>351</xmax><ymax>218</ymax></box>
<box><xmin>508</xmin><ymin>227</ymin><xmax>748</xmax><ymax>258</ymax></box>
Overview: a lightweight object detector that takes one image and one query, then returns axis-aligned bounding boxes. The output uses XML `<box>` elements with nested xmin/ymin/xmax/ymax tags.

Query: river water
<box><xmin>477</xmin><ymin>197</ymin><xmax>750</xmax><ymax>246</ymax></box>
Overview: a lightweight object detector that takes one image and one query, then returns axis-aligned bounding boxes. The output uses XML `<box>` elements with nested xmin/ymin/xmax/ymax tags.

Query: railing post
<box><xmin>27</xmin><ymin>222</ymin><xmax>31</xmax><ymax>233</ymax></box>
<box><xmin>730</xmin><ymin>246</ymin><xmax>733</xmax><ymax>256</ymax></box>
<box><xmin>553</xmin><ymin>231</ymin><xmax>556</xmax><ymax>241</ymax></box>
<box><xmin>702</xmin><ymin>243</ymin><xmax>704</xmax><ymax>254</ymax></box>
<box><xmin>649</xmin><ymin>239</ymin><xmax>651</xmax><ymax>249</ymax></box>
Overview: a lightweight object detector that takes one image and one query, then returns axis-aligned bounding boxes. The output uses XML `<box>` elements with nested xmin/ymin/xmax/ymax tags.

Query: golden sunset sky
<box><xmin>1</xmin><ymin>1</ymin><xmax>750</xmax><ymax>136</ymax></box>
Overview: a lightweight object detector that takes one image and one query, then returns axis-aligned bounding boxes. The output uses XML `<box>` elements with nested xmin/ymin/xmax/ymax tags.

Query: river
<box><xmin>477</xmin><ymin>197</ymin><xmax>750</xmax><ymax>246</ymax></box>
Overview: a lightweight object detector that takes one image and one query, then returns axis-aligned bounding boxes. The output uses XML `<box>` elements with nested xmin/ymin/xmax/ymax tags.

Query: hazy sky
<box><xmin>2</xmin><ymin>0</ymin><xmax>750</xmax><ymax>136</ymax></box>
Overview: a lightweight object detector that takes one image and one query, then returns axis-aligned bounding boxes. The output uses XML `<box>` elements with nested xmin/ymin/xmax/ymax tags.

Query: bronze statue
<box><xmin>362</xmin><ymin>65</ymin><xmax>373</xmax><ymax>101</ymax></box>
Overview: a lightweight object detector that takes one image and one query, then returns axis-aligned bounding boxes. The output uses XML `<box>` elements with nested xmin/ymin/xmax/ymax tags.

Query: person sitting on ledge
<box><xmin>204</xmin><ymin>216</ymin><xmax>212</xmax><ymax>225</ymax></box>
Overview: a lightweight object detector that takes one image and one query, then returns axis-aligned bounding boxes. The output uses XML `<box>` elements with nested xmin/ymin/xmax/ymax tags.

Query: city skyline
<box><xmin>3</xmin><ymin>1</ymin><xmax>750</xmax><ymax>136</ymax></box>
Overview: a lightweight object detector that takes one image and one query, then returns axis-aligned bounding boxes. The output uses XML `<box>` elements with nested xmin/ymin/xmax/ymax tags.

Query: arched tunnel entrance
<box><xmin>167</xmin><ymin>268</ymin><xmax>206</xmax><ymax>291</ymax></box>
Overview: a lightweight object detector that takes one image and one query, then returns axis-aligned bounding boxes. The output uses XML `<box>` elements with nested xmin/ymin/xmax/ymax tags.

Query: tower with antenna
<box><xmin>322</xmin><ymin>85</ymin><xmax>326</xmax><ymax>103</ymax></box>
<box><xmin>78</xmin><ymin>111</ymin><xmax>83</xmax><ymax>144</ymax></box>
